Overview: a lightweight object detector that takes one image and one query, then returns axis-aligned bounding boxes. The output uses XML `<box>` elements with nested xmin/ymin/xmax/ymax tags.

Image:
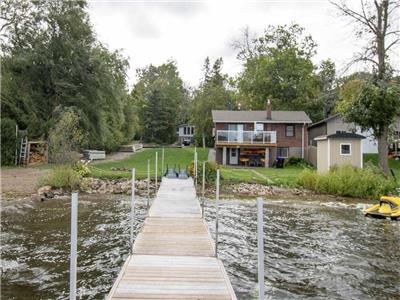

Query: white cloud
<box><xmin>87</xmin><ymin>0</ymin><xmax>400</xmax><ymax>88</ymax></box>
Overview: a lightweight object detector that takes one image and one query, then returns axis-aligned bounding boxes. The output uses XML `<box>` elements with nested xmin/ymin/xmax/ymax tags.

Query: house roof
<box><xmin>308</xmin><ymin>113</ymin><xmax>341</xmax><ymax>129</ymax></box>
<box><xmin>177</xmin><ymin>124</ymin><xmax>194</xmax><ymax>127</ymax></box>
<box><xmin>211</xmin><ymin>110</ymin><xmax>312</xmax><ymax>123</ymax></box>
<box><xmin>314</xmin><ymin>131</ymin><xmax>365</xmax><ymax>141</ymax></box>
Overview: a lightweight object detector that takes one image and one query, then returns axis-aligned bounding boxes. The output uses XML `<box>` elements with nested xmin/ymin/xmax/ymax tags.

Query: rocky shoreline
<box><xmin>34</xmin><ymin>177</ymin><xmax>312</xmax><ymax>201</ymax></box>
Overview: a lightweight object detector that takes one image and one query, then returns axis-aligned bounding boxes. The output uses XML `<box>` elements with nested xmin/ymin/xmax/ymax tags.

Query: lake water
<box><xmin>1</xmin><ymin>195</ymin><xmax>399</xmax><ymax>299</ymax></box>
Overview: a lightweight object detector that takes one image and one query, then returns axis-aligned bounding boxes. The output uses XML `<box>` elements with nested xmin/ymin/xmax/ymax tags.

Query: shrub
<box><xmin>188</xmin><ymin>160</ymin><xmax>218</xmax><ymax>184</ymax></box>
<box><xmin>285</xmin><ymin>156</ymin><xmax>311</xmax><ymax>168</ymax></box>
<box><xmin>72</xmin><ymin>161</ymin><xmax>91</xmax><ymax>177</ymax></box>
<box><xmin>296</xmin><ymin>165</ymin><xmax>397</xmax><ymax>199</ymax></box>
<box><xmin>40</xmin><ymin>165</ymin><xmax>81</xmax><ymax>191</ymax></box>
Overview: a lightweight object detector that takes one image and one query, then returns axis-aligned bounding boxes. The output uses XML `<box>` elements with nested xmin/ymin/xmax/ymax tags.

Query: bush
<box><xmin>188</xmin><ymin>160</ymin><xmax>218</xmax><ymax>184</ymax></box>
<box><xmin>72</xmin><ymin>161</ymin><xmax>91</xmax><ymax>177</ymax></box>
<box><xmin>40</xmin><ymin>165</ymin><xmax>82</xmax><ymax>191</ymax></box>
<box><xmin>285</xmin><ymin>156</ymin><xmax>311</xmax><ymax>168</ymax></box>
<box><xmin>1</xmin><ymin>118</ymin><xmax>17</xmax><ymax>165</ymax></box>
<box><xmin>48</xmin><ymin>107</ymin><xmax>85</xmax><ymax>164</ymax></box>
<box><xmin>296</xmin><ymin>165</ymin><xmax>397</xmax><ymax>198</ymax></box>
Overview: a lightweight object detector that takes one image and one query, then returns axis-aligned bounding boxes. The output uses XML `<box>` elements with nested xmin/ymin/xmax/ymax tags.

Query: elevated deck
<box><xmin>107</xmin><ymin>178</ymin><xmax>236</xmax><ymax>300</ymax></box>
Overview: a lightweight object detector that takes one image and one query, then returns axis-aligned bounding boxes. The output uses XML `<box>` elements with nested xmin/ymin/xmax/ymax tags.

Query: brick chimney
<box><xmin>266</xmin><ymin>99</ymin><xmax>272</xmax><ymax>120</ymax></box>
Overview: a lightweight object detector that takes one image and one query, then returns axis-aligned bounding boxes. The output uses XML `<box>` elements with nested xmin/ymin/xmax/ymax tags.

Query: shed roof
<box><xmin>212</xmin><ymin>110</ymin><xmax>312</xmax><ymax>123</ymax></box>
<box><xmin>314</xmin><ymin>131</ymin><xmax>365</xmax><ymax>141</ymax></box>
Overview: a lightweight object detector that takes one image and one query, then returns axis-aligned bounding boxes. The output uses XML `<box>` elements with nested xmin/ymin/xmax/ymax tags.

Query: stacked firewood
<box><xmin>29</xmin><ymin>151</ymin><xmax>46</xmax><ymax>163</ymax></box>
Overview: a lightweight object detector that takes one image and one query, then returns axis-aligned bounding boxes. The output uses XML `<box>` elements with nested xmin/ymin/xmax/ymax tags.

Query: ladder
<box><xmin>19</xmin><ymin>136</ymin><xmax>28</xmax><ymax>165</ymax></box>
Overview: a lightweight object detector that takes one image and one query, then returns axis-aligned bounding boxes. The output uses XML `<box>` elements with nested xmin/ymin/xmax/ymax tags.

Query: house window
<box><xmin>256</xmin><ymin>123</ymin><xmax>264</xmax><ymax>132</ymax></box>
<box><xmin>340</xmin><ymin>143</ymin><xmax>351</xmax><ymax>155</ymax></box>
<box><xmin>183</xmin><ymin>127</ymin><xmax>187</xmax><ymax>135</ymax></box>
<box><xmin>228</xmin><ymin>124</ymin><xmax>238</xmax><ymax>131</ymax></box>
<box><xmin>277</xmin><ymin>147</ymin><xmax>289</xmax><ymax>158</ymax></box>
<box><xmin>286</xmin><ymin>125</ymin><xmax>295</xmax><ymax>137</ymax></box>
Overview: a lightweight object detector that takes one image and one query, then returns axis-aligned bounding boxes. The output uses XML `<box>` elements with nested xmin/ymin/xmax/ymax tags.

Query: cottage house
<box><xmin>211</xmin><ymin>101</ymin><xmax>312</xmax><ymax>167</ymax></box>
<box><xmin>177</xmin><ymin>124</ymin><xmax>195</xmax><ymax>145</ymax></box>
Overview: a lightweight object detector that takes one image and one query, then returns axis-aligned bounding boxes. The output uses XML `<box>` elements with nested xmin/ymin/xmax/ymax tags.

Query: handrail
<box><xmin>216</xmin><ymin>130</ymin><xmax>277</xmax><ymax>144</ymax></box>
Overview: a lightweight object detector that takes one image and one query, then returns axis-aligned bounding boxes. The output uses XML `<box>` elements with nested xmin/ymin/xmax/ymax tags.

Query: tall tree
<box><xmin>317</xmin><ymin>59</ymin><xmax>339</xmax><ymax>119</ymax></box>
<box><xmin>235</xmin><ymin>24</ymin><xmax>322</xmax><ymax>121</ymax></box>
<box><xmin>133</xmin><ymin>61</ymin><xmax>186</xmax><ymax>144</ymax></box>
<box><xmin>191</xmin><ymin>57</ymin><xmax>234</xmax><ymax>147</ymax></box>
<box><xmin>1</xmin><ymin>0</ymin><xmax>133</xmax><ymax>161</ymax></box>
<box><xmin>332</xmin><ymin>0</ymin><xmax>400</xmax><ymax>174</ymax></box>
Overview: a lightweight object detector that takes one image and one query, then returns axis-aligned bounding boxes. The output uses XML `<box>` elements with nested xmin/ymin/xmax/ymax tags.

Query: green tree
<box><xmin>1</xmin><ymin>0</ymin><xmax>133</xmax><ymax>162</ymax></box>
<box><xmin>1</xmin><ymin>118</ymin><xmax>17</xmax><ymax>165</ymax></box>
<box><xmin>48</xmin><ymin>107</ymin><xmax>85</xmax><ymax>164</ymax></box>
<box><xmin>317</xmin><ymin>59</ymin><xmax>338</xmax><ymax>119</ymax></box>
<box><xmin>133</xmin><ymin>61</ymin><xmax>186</xmax><ymax>144</ymax></box>
<box><xmin>191</xmin><ymin>57</ymin><xmax>234</xmax><ymax>147</ymax></box>
<box><xmin>235</xmin><ymin>24</ymin><xmax>322</xmax><ymax>121</ymax></box>
<box><xmin>332</xmin><ymin>0</ymin><xmax>400</xmax><ymax>174</ymax></box>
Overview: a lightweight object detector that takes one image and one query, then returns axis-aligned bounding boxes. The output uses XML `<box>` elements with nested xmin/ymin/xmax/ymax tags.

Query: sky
<box><xmin>87</xmin><ymin>0</ymin><xmax>400</xmax><ymax>88</ymax></box>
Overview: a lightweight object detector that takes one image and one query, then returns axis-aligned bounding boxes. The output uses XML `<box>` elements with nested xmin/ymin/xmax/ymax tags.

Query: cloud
<box><xmin>87</xmin><ymin>1</ymin><xmax>399</xmax><ymax>88</ymax></box>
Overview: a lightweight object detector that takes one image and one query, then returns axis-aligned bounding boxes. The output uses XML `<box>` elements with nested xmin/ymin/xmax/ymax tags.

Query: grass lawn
<box><xmin>221</xmin><ymin>166</ymin><xmax>304</xmax><ymax>187</ymax></box>
<box><xmin>90</xmin><ymin>147</ymin><xmax>209</xmax><ymax>179</ymax></box>
<box><xmin>89</xmin><ymin>149</ymin><xmax>400</xmax><ymax>188</ymax></box>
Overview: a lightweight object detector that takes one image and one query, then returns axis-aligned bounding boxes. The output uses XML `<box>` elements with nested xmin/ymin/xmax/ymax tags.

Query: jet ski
<box><xmin>364</xmin><ymin>196</ymin><xmax>400</xmax><ymax>220</ymax></box>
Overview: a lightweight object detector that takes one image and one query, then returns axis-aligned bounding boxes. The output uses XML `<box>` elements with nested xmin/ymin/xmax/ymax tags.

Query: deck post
<box><xmin>202</xmin><ymin>161</ymin><xmax>206</xmax><ymax>217</ymax></box>
<box><xmin>147</xmin><ymin>160</ymin><xmax>150</xmax><ymax>209</ymax></box>
<box><xmin>130</xmin><ymin>169</ymin><xmax>136</xmax><ymax>253</ymax></box>
<box><xmin>215</xmin><ymin>169</ymin><xmax>220</xmax><ymax>257</ymax></box>
<box><xmin>162</xmin><ymin>147</ymin><xmax>165</xmax><ymax>176</ymax></box>
<box><xmin>155</xmin><ymin>152</ymin><xmax>158</xmax><ymax>191</ymax></box>
<box><xmin>257</xmin><ymin>197</ymin><xmax>265</xmax><ymax>300</ymax></box>
<box><xmin>69</xmin><ymin>192</ymin><xmax>78</xmax><ymax>300</ymax></box>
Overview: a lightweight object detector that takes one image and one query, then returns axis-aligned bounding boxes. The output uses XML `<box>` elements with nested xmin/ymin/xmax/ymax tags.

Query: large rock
<box><xmin>37</xmin><ymin>185</ymin><xmax>54</xmax><ymax>201</ymax></box>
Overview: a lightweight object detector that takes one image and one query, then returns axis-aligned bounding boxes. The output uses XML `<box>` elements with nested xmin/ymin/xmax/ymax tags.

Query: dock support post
<box><xmin>69</xmin><ymin>192</ymin><xmax>78</xmax><ymax>300</ymax></box>
<box><xmin>215</xmin><ymin>168</ymin><xmax>220</xmax><ymax>257</ymax></box>
<box><xmin>130</xmin><ymin>169</ymin><xmax>136</xmax><ymax>253</ymax></box>
<box><xmin>162</xmin><ymin>147</ymin><xmax>165</xmax><ymax>176</ymax></box>
<box><xmin>257</xmin><ymin>197</ymin><xmax>265</xmax><ymax>300</ymax></box>
<box><xmin>147</xmin><ymin>160</ymin><xmax>150</xmax><ymax>210</ymax></box>
<box><xmin>202</xmin><ymin>161</ymin><xmax>205</xmax><ymax>218</ymax></box>
<box><xmin>155</xmin><ymin>152</ymin><xmax>158</xmax><ymax>191</ymax></box>
<box><xmin>194</xmin><ymin>151</ymin><xmax>198</xmax><ymax>189</ymax></box>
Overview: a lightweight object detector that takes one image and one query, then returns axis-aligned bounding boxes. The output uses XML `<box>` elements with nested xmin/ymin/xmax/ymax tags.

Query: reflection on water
<box><xmin>1</xmin><ymin>195</ymin><xmax>400</xmax><ymax>299</ymax></box>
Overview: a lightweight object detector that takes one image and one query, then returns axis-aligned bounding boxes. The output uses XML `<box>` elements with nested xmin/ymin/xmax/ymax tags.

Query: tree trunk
<box><xmin>377</xmin><ymin>126</ymin><xmax>389</xmax><ymax>175</ymax></box>
<box><xmin>202</xmin><ymin>133</ymin><xmax>206</xmax><ymax>149</ymax></box>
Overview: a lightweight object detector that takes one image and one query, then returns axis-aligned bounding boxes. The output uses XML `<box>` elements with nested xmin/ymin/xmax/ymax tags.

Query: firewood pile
<box><xmin>28</xmin><ymin>142</ymin><xmax>48</xmax><ymax>165</ymax></box>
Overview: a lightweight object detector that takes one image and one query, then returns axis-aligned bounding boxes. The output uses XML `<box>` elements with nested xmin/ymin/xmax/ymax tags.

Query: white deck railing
<box><xmin>216</xmin><ymin>130</ymin><xmax>277</xmax><ymax>144</ymax></box>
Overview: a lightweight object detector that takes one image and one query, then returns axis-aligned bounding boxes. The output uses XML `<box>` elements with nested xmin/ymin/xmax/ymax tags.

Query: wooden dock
<box><xmin>107</xmin><ymin>178</ymin><xmax>237</xmax><ymax>300</ymax></box>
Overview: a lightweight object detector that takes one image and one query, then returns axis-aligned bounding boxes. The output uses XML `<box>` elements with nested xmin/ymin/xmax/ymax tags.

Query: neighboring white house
<box><xmin>177</xmin><ymin>124</ymin><xmax>195</xmax><ymax>144</ymax></box>
<box><xmin>308</xmin><ymin>114</ymin><xmax>378</xmax><ymax>154</ymax></box>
